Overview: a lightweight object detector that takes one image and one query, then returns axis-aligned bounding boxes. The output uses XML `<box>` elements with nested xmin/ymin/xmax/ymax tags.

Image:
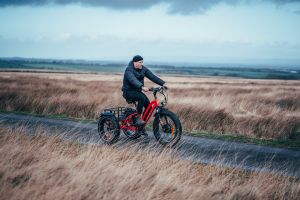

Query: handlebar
<box><xmin>148</xmin><ymin>86</ymin><xmax>168</xmax><ymax>105</ymax></box>
<box><xmin>149</xmin><ymin>86</ymin><xmax>167</xmax><ymax>92</ymax></box>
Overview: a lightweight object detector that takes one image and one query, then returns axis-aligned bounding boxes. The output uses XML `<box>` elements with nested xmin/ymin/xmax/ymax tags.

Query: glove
<box><xmin>163</xmin><ymin>83</ymin><xmax>169</xmax><ymax>90</ymax></box>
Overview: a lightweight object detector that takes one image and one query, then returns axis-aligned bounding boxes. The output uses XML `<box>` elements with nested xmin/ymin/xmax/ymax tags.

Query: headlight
<box><xmin>161</xmin><ymin>101</ymin><xmax>168</xmax><ymax>108</ymax></box>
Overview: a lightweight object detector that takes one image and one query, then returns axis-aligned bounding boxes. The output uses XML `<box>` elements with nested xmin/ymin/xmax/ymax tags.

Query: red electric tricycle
<box><xmin>98</xmin><ymin>86</ymin><xmax>182</xmax><ymax>147</ymax></box>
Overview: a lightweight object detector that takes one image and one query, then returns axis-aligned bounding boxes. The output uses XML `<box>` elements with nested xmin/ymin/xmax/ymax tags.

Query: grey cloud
<box><xmin>0</xmin><ymin>0</ymin><xmax>299</xmax><ymax>14</ymax></box>
<box><xmin>0</xmin><ymin>0</ymin><xmax>161</xmax><ymax>8</ymax></box>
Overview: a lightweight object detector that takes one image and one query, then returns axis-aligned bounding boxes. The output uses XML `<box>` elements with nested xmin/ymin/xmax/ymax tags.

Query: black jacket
<box><xmin>122</xmin><ymin>61</ymin><xmax>165</xmax><ymax>92</ymax></box>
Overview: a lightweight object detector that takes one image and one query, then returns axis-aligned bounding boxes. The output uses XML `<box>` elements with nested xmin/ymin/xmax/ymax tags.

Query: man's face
<box><xmin>133</xmin><ymin>60</ymin><xmax>143</xmax><ymax>69</ymax></box>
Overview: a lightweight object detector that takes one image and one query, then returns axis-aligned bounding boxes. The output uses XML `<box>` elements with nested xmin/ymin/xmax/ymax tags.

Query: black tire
<box><xmin>153</xmin><ymin>110</ymin><xmax>182</xmax><ymax>147</ymax></box>
<box><xmin>98</xmin><ymin>116</ymin><xmax>120</xmax><ymax>144</ymax></box>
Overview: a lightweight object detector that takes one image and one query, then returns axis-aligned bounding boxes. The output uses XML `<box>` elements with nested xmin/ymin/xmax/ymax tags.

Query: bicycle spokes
<box><xmin>102</xmin><ymin>121</ymin><xmax>117</xmax><ymax>140</ymax></box>
<box><xmin>159</xmin><ymin>116</ymin><xmax>176</xmax><ymax>142</ymax></box>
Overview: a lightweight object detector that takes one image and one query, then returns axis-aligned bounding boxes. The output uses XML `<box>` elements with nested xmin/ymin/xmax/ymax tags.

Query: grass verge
<box><xmin>1</xmin><ymin>125</ymin><xmax>300</xmax><ymax>200</ymax></box>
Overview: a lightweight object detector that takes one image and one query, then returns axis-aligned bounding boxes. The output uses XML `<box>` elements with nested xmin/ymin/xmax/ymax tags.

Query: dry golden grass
<box><xmin>0</xmin><ymin>125</ymin><xmax>300</xmax><ymax>200</ymax></box>
<box><xmin>0</xmin><ymin>72</ymin><xmax>300</xmax><ymax>140</ymax></box>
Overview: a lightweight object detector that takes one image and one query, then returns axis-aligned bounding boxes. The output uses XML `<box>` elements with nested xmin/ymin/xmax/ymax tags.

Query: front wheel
<box><xmin>153</xmin><ymin>110</ymin><xmax>182</xmax><ymax>147</ymax></box>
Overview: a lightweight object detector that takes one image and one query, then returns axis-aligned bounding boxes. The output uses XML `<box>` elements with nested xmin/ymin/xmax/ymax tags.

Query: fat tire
<box><xmin>98</xmin><ymin>116</ymin><xmax>120</xmax><ymax>144</ymax></box>
<box><xmin>153</xmin><ymin>110</ymin><xmax>182</xmax><ymax>147</ymax></box>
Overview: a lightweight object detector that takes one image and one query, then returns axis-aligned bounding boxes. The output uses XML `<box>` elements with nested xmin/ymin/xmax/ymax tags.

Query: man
<box><xmin>122</xmin><ymin>55</ymin><xmax>168</xmax><ymax>128</ymax></box>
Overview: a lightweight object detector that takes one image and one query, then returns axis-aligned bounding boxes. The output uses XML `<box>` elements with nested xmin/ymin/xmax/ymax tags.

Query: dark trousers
<box><xmin>123</xmin><ymin>90</ymin><xmax>150</xmax><ymax>115</ymax></box>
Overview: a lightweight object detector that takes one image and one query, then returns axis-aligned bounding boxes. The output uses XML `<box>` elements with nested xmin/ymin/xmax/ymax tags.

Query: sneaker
<box><xmin>133</xmin><ymin>115</ymin><xmax>146</xmax><ymax>126</ymax></box>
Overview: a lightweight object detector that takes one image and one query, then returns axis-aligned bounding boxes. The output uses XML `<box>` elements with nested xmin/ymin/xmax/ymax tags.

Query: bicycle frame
<box><xmin>142</xmin><ymin>98</ymin><xmax>159</xmax><ymax>124</ymax></box>
<box><xmin>120</xmin><ymin>94</ymin><xmax>160</xmax><ymax>131</ymax></box>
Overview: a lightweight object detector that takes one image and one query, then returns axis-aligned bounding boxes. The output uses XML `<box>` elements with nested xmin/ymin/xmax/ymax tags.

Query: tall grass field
<box><xmin>0</xmin><ymin>72</ymin><xmax>299</xmax><ymax>140</ymax></box>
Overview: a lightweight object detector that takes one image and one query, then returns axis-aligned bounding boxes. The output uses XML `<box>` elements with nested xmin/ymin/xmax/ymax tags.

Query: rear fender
<box><xmin>100</xmin><ymin>111</ymin><xmax>115</xmax><ymax>118</ymax></box>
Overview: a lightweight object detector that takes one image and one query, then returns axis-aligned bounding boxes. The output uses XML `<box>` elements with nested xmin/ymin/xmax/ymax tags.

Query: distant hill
<box><xmin>1</xmin><ymin>57</ymin><xmax>300</xmax><ymax>80</ymax></box>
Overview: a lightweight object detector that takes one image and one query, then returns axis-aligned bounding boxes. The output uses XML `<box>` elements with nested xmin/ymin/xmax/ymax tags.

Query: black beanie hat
<box><xmin>132</xmin><ymin>55</ymin><xmax>143</xmax><ymax>62</ymax></box>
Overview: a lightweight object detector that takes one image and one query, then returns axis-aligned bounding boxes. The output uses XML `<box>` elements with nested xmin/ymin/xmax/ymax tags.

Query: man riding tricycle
<box><xmin>98</xmin><ymin>55</ymin><xmax>182</xmax><ymax>147</ymax></box>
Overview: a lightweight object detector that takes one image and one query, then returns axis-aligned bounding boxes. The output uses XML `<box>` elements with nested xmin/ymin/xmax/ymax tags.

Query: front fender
<box><xmin>154</xmin><ymin>106</ymin><xmax>169</xmax><ymax>117</ymax></box>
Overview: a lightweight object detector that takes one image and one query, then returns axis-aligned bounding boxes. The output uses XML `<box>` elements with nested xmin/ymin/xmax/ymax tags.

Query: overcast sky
<box><xmin>0</xmin><ymin>0</ymin><xmax>300</xmax><ymax>64</ymax></box>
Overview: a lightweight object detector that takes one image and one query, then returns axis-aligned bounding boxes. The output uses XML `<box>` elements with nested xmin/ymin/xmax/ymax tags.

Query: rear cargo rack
<box><xmin>103</xmin><ymin>107</ymin><xmax>136</xmax><ymax>121</ymax></box>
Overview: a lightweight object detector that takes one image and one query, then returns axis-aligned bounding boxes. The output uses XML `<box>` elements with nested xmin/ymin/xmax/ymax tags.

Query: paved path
<box><xmin>1</xmin><ymin>112</ymin><xmax>299</xmax><ymax>178</ymax></box>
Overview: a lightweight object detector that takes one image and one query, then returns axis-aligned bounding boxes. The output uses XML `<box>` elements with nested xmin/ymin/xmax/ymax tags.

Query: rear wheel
<box><xmin>153</xmin><ymin>110</ymin><xmax>182</xmax><ymax>147</ymax></box>
<box><xmin>98</xmin><ymin>116</ymin><xmax>120</xmax><ymax>144</ymax></box>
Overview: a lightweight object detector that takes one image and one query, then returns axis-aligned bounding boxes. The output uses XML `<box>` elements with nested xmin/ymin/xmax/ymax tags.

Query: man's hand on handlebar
<box><xmin>163</xmin><ymin>83</ymin><xmax>169</xmax><ymax>90</ymax></box>
<box><xmin>144</xmin><ymin>85</ymin><xmax>168</xmax><ymax>92</ymax></box>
